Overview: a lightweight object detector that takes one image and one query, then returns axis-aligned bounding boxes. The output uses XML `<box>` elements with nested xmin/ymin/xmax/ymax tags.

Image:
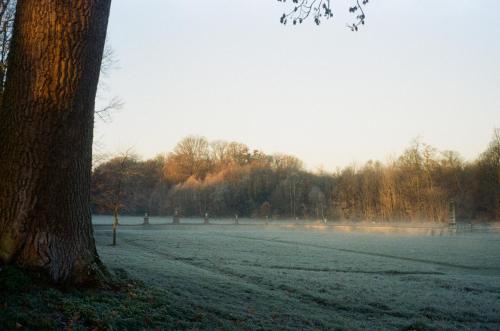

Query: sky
<box><xmin>96</xmin><ymin>0</ymin><xmax>500</xmax><ymax>170</ymax></box>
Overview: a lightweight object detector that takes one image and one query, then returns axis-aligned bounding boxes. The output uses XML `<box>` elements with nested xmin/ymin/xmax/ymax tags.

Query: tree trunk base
<box><xmin>0</xmin><ymin>228</ymin><xmax>110</xmax><ymax>286</ymax></box>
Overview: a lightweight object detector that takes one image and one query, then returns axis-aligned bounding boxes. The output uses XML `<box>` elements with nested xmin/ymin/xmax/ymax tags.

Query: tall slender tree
<box><xmin>0</xmin><ymin>0</ymin><xmax>15</xmax><ymax>98</ymax></box>
<box><xmin>0</xmin><ymin>0</ymin><xmax>112</xmax><ymax>284</ymax></box>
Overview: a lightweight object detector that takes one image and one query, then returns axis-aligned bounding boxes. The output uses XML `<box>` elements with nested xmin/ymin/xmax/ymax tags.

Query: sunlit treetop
<box><xmin>278</xmin><ymin>0</ymin><xmax>370</xmax><ymax>31</ymax></box>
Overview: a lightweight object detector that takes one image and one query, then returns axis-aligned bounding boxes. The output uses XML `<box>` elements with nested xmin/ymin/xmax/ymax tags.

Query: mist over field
<box><xmin>92</xmin><ymin>132</ymin><xmax>500</xmax><ymax>224</ymax></box>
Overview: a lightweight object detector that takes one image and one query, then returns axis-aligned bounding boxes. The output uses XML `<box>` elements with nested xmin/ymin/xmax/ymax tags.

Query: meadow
<box><xmin>94</xmin><ymin>217</ymin><xmax>500</xmax><ymax>330</ymax></box>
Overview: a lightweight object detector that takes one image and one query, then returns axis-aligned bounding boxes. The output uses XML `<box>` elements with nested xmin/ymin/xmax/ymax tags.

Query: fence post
<box><xmin>449</xmin><ymin>200</ymin><xmax>456</xmax><ymax>227</ymax></box>
<box><xmin>173</xmin><ymin>208</ymin><xmax>180</xmax><ymax>225</ymax></box>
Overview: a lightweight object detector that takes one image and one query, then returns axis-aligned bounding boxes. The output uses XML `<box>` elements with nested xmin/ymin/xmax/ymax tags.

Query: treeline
<box><xmin>91</xmin><ymin>130</ymin><xmax>500</xmax><ymax>222</ymax></box>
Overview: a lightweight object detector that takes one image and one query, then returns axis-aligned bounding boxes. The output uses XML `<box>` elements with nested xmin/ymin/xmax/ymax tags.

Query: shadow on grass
<box><xmin>0</xmin><ymin>266</ymin><xmax>203</xmax><ymax>330</ymax></box>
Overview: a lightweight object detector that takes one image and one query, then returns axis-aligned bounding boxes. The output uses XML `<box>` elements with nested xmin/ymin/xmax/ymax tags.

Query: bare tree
<box><xmin>309</xmin><ymin>186</ymin><xmax>326</xmax><ymax>220</ymax></box>
<box><xmin>92</xmin><ymin>149</ymin><xmax>136</xmax><ymax>246</ymax></box>
<box><xmin>164</xmin><ymin>136</ymin><xmax>212</xmax><ymax>183</ymax></box>
<box><xmin>0</xmin><ymin>0</ymin><xmax>15</xmax><ymax>96</ymax></box>
<box><xmin>109</xmin><ymin>150</ymin><xmax>135</xmax><ymax>246</ymax></box>
<box><xmin>94</xmin><ymin>42</ymin><xmax>123</xmax><ymax>123</ymax></box>
<box><xmin>95</xmin><ymin>96</ymin><xmax>124</xmax><ymax>123</ymax></box>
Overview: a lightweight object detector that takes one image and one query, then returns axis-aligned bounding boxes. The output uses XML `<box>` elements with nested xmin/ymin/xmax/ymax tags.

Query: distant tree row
<box><xmin>91</xmin><ymin>130</ymin><xmax>500</xmax><ymax>222</ymax></box>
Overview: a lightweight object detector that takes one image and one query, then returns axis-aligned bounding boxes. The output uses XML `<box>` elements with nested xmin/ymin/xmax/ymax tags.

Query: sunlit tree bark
<box><xmin>0</xmin><ymin>0</ymin><xmax>112</xmax><ymax>284</ymax></box>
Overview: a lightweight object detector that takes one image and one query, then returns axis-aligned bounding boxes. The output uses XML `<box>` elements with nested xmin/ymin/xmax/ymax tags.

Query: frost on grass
<box><xmin>93</xmin><ymin>219</ymin><xmax>500</xmax><ymax>330</ymax></box>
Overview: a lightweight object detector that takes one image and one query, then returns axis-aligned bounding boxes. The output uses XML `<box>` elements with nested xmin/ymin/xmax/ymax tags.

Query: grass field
<box><xmin>93</xmin><ymin>217</ymin><xmax>500</xmax><ymax>330</ymax></box>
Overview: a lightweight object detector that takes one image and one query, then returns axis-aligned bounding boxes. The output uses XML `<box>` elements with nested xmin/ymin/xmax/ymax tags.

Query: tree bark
<box><xmin>0</xmin><ymin>0</ymin><xmax>112</xmax><ymax>284</ymax></box>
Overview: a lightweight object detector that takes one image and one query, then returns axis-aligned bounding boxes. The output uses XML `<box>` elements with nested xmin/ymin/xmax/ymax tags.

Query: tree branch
<box><xmin>278</xmin><ymin>0</ymin><xmax>370</xmax><ymax>30</ymax></box>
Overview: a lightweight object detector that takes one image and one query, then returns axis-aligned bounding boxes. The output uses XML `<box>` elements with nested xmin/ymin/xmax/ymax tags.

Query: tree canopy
<box><xmin>92</xmin><ymin>131</ymin><xmax>500</xmax><ymax>222</ymax></box>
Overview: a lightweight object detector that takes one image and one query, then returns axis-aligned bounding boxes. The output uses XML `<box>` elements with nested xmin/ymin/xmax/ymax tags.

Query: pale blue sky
<box><xmin>96</xmin><ymin>0</ymin><xmax>500</xmax><ymax>170</ymax></box>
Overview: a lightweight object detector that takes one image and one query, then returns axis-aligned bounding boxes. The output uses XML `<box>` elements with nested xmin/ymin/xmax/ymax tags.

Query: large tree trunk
<box><xmin>0</xmin><ymin>0</ymin><xmax>112</xmax><ymax>284</ymax></box>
